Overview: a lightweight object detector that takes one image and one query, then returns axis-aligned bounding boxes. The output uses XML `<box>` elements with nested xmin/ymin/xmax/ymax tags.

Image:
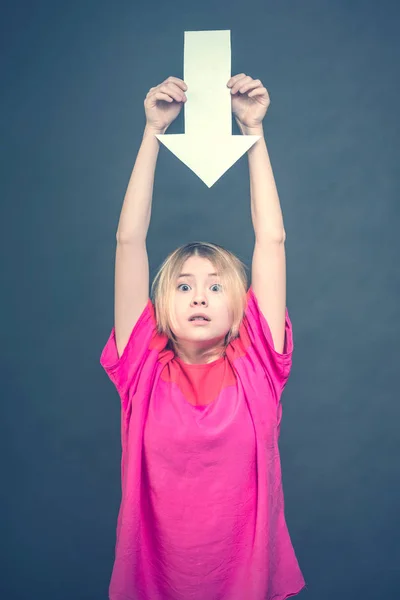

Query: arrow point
<box><xmin>156</xmin><ymin>134</ymin><xmax>261</xmax><ymax>187</ymax></box>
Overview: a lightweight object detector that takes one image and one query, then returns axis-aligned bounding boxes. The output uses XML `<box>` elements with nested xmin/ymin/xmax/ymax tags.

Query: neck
<box><xmin>172</xmin><ymin>341</ymin><xmax>226</xmax><ymax>365</ymax></box>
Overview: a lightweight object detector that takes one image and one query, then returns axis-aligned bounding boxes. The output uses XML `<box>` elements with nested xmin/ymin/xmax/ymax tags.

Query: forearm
<box><xmin>116</xmin><ymin>124</ymin><xmax>166</xmax><ymax>242</ymax></box>
<box><xmin>238</xmin><ymin>122</ymin><xmax>286</xmax><ymax>242</ymax></box>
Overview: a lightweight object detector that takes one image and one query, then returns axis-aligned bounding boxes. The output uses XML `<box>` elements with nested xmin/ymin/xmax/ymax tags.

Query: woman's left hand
<box><xmin>227</xmin><ymin>73</ymin><xmax>270</xmax><ymax>131</ymax></box>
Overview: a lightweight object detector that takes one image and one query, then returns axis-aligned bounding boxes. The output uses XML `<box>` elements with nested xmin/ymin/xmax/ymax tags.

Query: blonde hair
<box><xmin>150</xmin><ymin>242</ymin><xmax>249</xmax><ymax>354</ymax></box>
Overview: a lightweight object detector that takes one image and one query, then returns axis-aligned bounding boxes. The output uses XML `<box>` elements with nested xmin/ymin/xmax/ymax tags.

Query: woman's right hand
<box><xmin>144</xmin><ymin>76</ymin><xmax>187</xmax><ymax>134</ymax></box>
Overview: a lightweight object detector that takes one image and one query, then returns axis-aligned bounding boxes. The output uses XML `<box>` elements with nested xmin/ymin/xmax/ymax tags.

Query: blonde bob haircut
<box><xmin>150</xmin><ymin>241</ymin><xmax>249</xmax><ymax>352</ymax></box>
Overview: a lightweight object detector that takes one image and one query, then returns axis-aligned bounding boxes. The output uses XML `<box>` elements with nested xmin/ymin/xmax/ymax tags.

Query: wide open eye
<box><xmin>177</xmin><ymin>283</ymin><xmax>222</xmax><ymax>292</ymax></box>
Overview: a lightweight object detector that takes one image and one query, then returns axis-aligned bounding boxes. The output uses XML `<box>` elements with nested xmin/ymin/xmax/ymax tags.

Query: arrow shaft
<box><xmin>183</xmin><ymin>30</ymin><xmax>232</xmax><ymax>137</ymax></box>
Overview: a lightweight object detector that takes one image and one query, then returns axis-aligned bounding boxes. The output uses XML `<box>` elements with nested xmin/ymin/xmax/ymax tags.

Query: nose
<box><xmin>191</xmin><ymin>294</ymin><xmax>207</xmax><ymax>306</ymax></box>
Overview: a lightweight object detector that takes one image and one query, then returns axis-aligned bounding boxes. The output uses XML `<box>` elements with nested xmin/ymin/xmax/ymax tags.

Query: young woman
<box><xmin>100</xmin><ymin>74</ymin><xmax>306</xmax><ymax>600</ymax></box>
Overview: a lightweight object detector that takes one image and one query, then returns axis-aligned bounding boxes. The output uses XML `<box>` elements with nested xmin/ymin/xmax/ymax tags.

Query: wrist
<box><xmin>144</xmin><ymin>123</ymin><xmax>168</xmax><ymax>137</ymax></box>
<box><xmin>236</xmin><ymin>121</ymin><xmax>264</xmax><ymax>136</ymax></box>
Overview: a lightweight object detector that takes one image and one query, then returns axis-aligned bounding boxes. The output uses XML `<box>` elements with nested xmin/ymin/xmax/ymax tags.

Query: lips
<box><xmin>189</xmin><ymin>313</ymin><xmax>210</xmax><ymax>321</ymax></box>
<box><xmin>190</xmin><ymin>318</ymin><xmax>210</xmax><ymax>325</ymax></box>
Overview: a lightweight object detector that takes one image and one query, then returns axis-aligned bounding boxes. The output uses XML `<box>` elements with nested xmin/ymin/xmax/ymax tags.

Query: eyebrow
<box><xmin>177</xmin><ymin>272</ymin><xmax>218</xmax><ymax>278</ymax></box>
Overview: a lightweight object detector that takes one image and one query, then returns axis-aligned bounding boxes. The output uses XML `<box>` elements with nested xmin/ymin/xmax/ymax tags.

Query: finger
<box><xmin>236</xmin><ymin>79</ymin><xmax>262</xmax><ymax>95</ymax></box>
<box><xmin>248</xmin><ymin>87</ymin><xmax>268</xmax><ymax>97</ymax></box>
<box><xmin>227</xmin><ymin>73</ymin><xmax>247</xmax><ymax>87</ymax></box>
<box><xmin>158</xmin><ymin>84</ymin><xmax>186</xmax><ymax>102</ymax></box>
<box><xmin>231</xmin><ymin>76</ymin><xmax>253</xmax><ymax>95</ymax></box>
<box><xmin>152</xmin><ymin>92</ymin><xmax>174</xmax><ymax>103</ymax></box>
<box><xmin>164</xmin><ymin>81</ymin><xmax>188</xmax><ymax>97</ymax></box>
<box><xmin>164</xmin><ymin>76</ymin><xmax>188</xmax><ymax>91</ymax></box>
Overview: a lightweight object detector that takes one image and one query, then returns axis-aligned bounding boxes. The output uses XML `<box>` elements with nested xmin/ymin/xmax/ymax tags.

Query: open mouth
<box><xmin>189</xmin><ymin>314</ymin><xmax>211</xmax><ymax>323</ymax></box>
<box><xmin>190</xmin><ymin>318</ymin><xmax>210</xmax><ymax>325</ymax></box>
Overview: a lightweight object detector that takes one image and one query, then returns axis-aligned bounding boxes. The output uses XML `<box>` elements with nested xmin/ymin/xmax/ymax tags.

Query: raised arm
<box><xmin>114</xmin><ymin>77</ymin><xmax>187</xmax><ymax>357</ymax></box>
<box><xmin>228</xmin><ymin>73</ymin><xmax>287</xmax><ymax>354</ymax></box>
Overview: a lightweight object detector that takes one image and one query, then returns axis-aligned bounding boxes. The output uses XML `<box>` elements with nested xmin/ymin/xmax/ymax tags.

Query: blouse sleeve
<box><xmin>239</xmin><ymin>285</ymin><xmax>294</xmax><ymax>399</ymax></box>
<box><xmin>99</xmin><ymin>299</ymin><xmax>157</xmax><ymax>409</ymax></box>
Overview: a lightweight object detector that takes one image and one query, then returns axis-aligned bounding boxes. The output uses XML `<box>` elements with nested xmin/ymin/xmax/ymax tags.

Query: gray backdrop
<box><xmin>2</xmin><ymin>0</ymin><xmax>399</xmax><ymax>598</ymax></box>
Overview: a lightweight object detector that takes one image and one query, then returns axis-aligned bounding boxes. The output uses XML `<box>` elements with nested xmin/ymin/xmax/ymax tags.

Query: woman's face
<box><xmin>170</xmin><ymin>255</ymin><xmax>234</xmax><ymax>364</ymax></box>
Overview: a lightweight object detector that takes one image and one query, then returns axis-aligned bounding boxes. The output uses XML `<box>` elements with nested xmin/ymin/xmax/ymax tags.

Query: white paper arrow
<box><xmin>156</xmin><ymin>30</ymin><xmax>261</xmax><ymax>188</ymax></box>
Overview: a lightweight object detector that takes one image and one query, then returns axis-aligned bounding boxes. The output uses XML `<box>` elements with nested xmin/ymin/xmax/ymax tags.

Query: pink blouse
<box><xmin>100</xmin><ymin>285</ymin><xmax>306</xmax><ymax>600</ymax></box>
